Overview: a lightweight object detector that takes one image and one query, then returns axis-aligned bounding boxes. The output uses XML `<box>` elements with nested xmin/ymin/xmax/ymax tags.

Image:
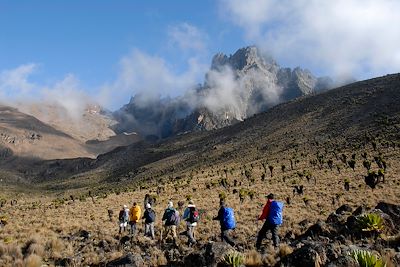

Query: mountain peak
<box><xmin>211</xmin><ymin>46</ymin><xmax>278</xmax><ymax>73</ymax></box>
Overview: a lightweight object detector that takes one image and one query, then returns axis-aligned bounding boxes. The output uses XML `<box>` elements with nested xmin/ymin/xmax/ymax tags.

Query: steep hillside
<box><xmin>0</xmin><ymin>105</ymin><xmax>141</xmax><ymax>164</ymax></box>
<box><xmin>3</xmin><ymin>73</ymin><xmax>399</xmax><ymax>192</ymax></box>
<box><xmin>0</xmin><ymin>105</ymin><xmax>92</xmax><ymax>160</ymax></box>
<box><xmin>18</xmin><ymin>103</ymin><xmax>117</xmax><ymax>142</ymax></box>
<box><xmin>1</xmin><ymin>74</ymin><xmax>399</xmax><ymax>267</ymax></box>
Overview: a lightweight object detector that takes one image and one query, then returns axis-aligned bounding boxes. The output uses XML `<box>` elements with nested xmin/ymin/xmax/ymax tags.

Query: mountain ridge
<box><xmin>113</xmin><ymin>46</ymin><xmax>334</xmax><ymax>139</ymax></box>
<box><xmin>2</xmin><ymin>72</ymin><xmax>398</xmax><ymax>192</ymax></box>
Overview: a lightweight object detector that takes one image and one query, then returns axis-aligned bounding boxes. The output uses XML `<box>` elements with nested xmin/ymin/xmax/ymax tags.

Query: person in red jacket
<box><xmin>256</xmin><ymin>193</ymin><xmax>279</xmax><ymax>249</ymax></box>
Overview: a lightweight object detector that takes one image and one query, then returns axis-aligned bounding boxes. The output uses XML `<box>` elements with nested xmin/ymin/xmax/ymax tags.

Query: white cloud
<box><xmin>98</xmin><ymin>48</ymin><xmax>208</xmax><ymax>109</ymax></box>
<box><xmin>0</xmin><ymin>63</ymin><xmax>38</xmax><ymax>97</ymax></box>
<box><xmin>0</xmin><ymin>64</ymin><xmax>90</xmax><ymax>120</ymax></box>
<box><xmin>40</xmin><ymin>74</ymin><xmax>89</xmax><ymax>119</ymax></box>
<box><xmin>167</xmin><ymin>23</ymin><xmax>208</xmax><ymax>53</ymax></box>
<box><xmin>220</xmin><ymin>0</ymin><xmax>400</xmax><ymax>78</ymax></box>
<box><xmin>203</xmin><ymin>65</ymin><xmax>283</xmax><ymax>119</ymax></box>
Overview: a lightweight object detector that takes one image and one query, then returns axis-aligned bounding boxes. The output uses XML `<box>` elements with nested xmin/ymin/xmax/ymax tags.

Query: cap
<box><xmin>266</xmin><ymin>193</ymin><xmax>274</xmax><ymax>199</ymax></box>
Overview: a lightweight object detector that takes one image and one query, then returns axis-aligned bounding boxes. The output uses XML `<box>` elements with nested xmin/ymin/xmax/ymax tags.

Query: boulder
<box><xmin>204</xmin><ymin>242</ymin><xmax>233</xmax><ymax>267</ymax></box>
<box><xmin>183</xmin><ymin>252</ymin><xmax>206</xmax><ymax>267</ymax></box>
<box><xmin>302</xmin><ymin>220</ymin><xmax>331</xmax><ymax>239</ymax></box>
<box><xmin>336</xmin><ymin>205</ymin><xmax>352</xmax><ymax>215</ymax></box>
<box><xmin>326</xmin><ymin>213</ymin><xmax>341</xmax><ymax>224</ymax></box>
<box><xmin>164</xmin><ymin>248</ymin><xmax>181</xmax><ymax>263</ymax></box>
<box><xmin>375</xmin><ymin>202</ymin><xmax>400</xmax><ymax>230</ymax></box>
<box><xmin>107</xmin><ymin>252</ymin><xmax>144</xmax><ymax>267</ymax></box>
<box><xmin>54</xmin><ymin>257</ymin><xmax>74</xmax><ymax>267</ymax></box>
<box><xmin>278</xmin><ymin>244</ymin><xmax>327</xmax><ymax>267</ymax></box>
<box><xmin>326</xmin><ymin>255</ymin><xmax>357</xmax><ymax>267</ymax></box>
<box><xmin>352</xmin><ymin>206</ymin><xmax>368</xmax><ymax>216</ymax></box>
<box><xmin>78</xmin><ymin>229</ymin><xmax>90</xmax><ymax>240</ymax></box>
<box><xmin>98</xmin><ymin>240</ymin><xmax>111</xmax><ymax>252</ymax></box>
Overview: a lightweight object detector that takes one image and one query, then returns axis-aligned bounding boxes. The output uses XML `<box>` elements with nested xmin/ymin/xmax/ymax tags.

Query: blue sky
<box><xmin>0</xmin><ymin>1</ymin><xmax>242</xmax><ymax>87</ymax></box>
<box><xmin>1</xmin><ymin>0</ymin><xmax>399</xmax><ymax>111</ymax></box>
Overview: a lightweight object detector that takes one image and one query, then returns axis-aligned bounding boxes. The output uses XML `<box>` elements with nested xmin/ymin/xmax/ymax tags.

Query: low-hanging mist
<box><xmin>113</xmin><ymin>46</ymin><xmax>334</xmax><ymax>139</ymax></box>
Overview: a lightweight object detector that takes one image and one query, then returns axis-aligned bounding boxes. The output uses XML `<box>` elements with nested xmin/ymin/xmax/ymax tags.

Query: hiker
<box><xmin>129</xmin><ymin>202</ymin><xmax>142</xmax><ymax>236</ymax></box>
<box><xmin>162</xmin><ymin>201</ymin><xmax>180</xmax><ymax>243</ymax></box>
<box><xmin>213</xmin><ymin>200</ymin><xmax>236</xmax><ymax>247</ymax></box>
<box><xmin>256</xmin><ymin>193</ymin><xmax>283</xmax><ymax>249</ymax></box>
<box><xmin>118</xmin><ymin>205</ymin><xmax>129</xmax><ymax>234</ymax></box>
<box><xmin>182</xmin><ymin>200</ymin><xmax>199</xmax><ymax>246</ymax></box>
<box><xmin>143</xmin><ymin>203</ymin><xmax>156</xmax><ymax>239</ymax></box>
<box><xmin>144</xmin><ymin>194</ymin><xmax>155</xmax><ymax>209</ymax></box>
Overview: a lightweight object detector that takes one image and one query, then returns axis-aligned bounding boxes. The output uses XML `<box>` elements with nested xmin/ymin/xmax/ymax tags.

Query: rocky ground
<box><xmin>0</xmin><ymin>143</ymin><xmax>399</xmax><ymax>266</ymax></box>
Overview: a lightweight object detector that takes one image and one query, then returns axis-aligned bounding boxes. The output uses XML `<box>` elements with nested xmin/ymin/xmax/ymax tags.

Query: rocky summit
<box><xmin>113</xmin><ymin>46</ymin><xmax>334</xmax><ymax>139</ymax></box>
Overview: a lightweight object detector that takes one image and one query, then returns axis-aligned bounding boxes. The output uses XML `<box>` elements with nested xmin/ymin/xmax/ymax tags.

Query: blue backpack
<box><xmin>268</xmin><ymin>201</ymin><xmax>283</xmax><ymax>225</ymax></box>
<box><xmin>222</xmin><ymin>207</ymin><xmax>236</xmax><ymax>229</ymax></box>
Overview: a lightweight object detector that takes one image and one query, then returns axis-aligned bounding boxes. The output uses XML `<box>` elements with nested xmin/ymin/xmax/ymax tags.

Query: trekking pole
<box><xmin>160</xmin><ymin>227</ymin><xmax>163</xmax><ymax>248</ymax></box>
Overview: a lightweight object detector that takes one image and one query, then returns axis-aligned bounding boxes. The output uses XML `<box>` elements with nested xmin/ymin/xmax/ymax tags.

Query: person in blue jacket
<box><xmin>256</xmin><ymin>193</ymin><xmax>283</xmax><ymax>249</ymax></box>
<box><xmin>213</xmin><ymin>200</ymin><xmax>236</xmax><ymax>247</ymax></box>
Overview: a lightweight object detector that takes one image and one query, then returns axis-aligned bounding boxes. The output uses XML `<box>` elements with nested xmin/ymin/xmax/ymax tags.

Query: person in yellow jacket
<box><xmin>129</xmin><ymin>202</ymin><xmax>142</xmax><ymax>236</ymax></box>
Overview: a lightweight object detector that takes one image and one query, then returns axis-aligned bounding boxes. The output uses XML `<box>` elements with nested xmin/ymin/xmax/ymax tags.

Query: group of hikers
<box><xmin>118</xmin><ymin>193</ymin><xmax>283</xmax><ymax>249</ymax></box>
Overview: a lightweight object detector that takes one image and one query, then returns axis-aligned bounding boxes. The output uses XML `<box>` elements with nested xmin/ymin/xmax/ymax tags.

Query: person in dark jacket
<box><xmin>213</xmin><ymin>200</ymin><xmax>235</xmax><ymax>247</ymax></box>
<box><xmin>118</xmin><ymin>205</ymin><xmax>129</xmax><ymax>234</ymax></box>
<box><xmin>143</xmin><ymin>203</ymin><xmax>156</xmax><ymax>239</ymax></box>
<box><xmin>256</xmin><ymin>193</ymin><xmax>279</xmax><ymax>249</ymax></box>
<box><xmin>162</xmin><ymin>201</ymin><xmax>179</xmax><ymax>243</ymax></box>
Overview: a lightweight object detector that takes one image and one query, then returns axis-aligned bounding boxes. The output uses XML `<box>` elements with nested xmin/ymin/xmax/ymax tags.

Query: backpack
<box><xmin>165</xmin><ymin>209</ymin><xmax>180</xmax><ymax>225</ymax></box>
<box><xmin>172</xmin><ymin>210</ymin><xmax>181</xmax><ymax>225</ymax></box>
<box><xmin>146</xmin><ymin>209</ymin><xmax>156</xmax><ymax>223</ymax></box>
<box><xmin>268</xmin><ymin>201</ymin><xmax>283</xmax><ymax>225</ymax></box>
<box><xmin>118</xmin><ymin>210</ymin><xmax>125</xmax><ymax>221</ymax></box>
<box><xmin>188</xmin><ymin>207</ymin><xmax>200</xmax><ymax>223</ymax></box>
<box><xmin>222</xmin><ymin>207</ymin><xmax>236</xmax><ymax>230</ymax></box>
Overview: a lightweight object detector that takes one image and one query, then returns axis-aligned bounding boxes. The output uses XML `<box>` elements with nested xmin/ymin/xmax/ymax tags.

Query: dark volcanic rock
<box><xmin>278</xmin><ymin>244</ymin><xmax>327</xmax><ymax>267</ymax></box>
<box><xmin>352</xmin><ymin>206</ymin><xmax>368</xmax><ymax>216</ymax></box>
<box><xmin>375</xmin><ymin>202</ymin><xmax>400</xmax><ymax>229</ymax></box>
<box><xmin>336</xmin><ymin>204</ymin><xmax>353</xmax><ymax>215</ymax></box>
<box><xmin>326</xmin><ymin>255</ymin><xmax>357</xmax><ymax>267</ymax></box>
<box><xmin>302</xmin><ymin>220</ymin><xmax>331</xmax><ymax>239</ymax></box>
<box><xmin>183</xmin><ymin>252</ymin><xmax>206</xmax><ymax>267</ymax></box>
<box><xmin>204</xmin><ymin>242</ymin><xmax>233</xmax><ymax>267</ymax></box>
<box><xmin>107</xmin><ymin>252</ymin><xmax>144</xmax><ymax>267</ymax></box>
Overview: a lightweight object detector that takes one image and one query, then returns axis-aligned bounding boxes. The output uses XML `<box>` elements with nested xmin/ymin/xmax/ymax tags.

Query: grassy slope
<box><xmin>0</xmin><ymin>74</ymin><xmax>400</xmax><ymax>266</ymax></box>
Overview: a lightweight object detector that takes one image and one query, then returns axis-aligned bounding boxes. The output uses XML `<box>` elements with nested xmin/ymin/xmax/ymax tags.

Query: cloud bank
<box><xmin>220</xmin><ymin>0</ymin><xmax>400</xmax><ymax>78</ymax></box>
<box><xmin>0</xmin><ymin>64</ymin><xmax>90</xmax><ymax>119</ymax></box>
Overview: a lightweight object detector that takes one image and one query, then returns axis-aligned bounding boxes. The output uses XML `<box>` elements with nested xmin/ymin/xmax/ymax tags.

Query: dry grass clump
<box><xmin>278</xmin><ymin>243</ymin><xmax>293</xmax><ymax>258</ymax></box>
<box><xmin>24</xmin><ymin>254</ymin><xmax>42</xmax><ymax>267</ymax></box>
<box><xmin>45</xmin><ymin>237</ymin><xmax>65</xmax><ymax>259</ymax></box>
<box><xmin>22</xmin><ymin>236</ymin><xmax>45</xmax><ymax>258</ymax></box>
<box><xmin>244</xmin><ymin>249</ymin><xmax>263</xmax><ymax>267</ymax></box>
<box><xmin>0</xmin><ymin>243</ymin><xmax>23</xmax><ymax>267</ymax></box>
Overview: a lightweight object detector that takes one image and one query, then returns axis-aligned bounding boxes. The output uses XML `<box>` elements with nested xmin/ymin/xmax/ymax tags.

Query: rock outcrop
<box><xmin>113</xmin><ymin>46</ymin><xmax>333</xmax><ymax>139</ymax></box>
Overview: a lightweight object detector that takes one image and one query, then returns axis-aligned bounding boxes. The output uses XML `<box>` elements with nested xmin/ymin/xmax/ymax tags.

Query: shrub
<box><xmin>219</xmin><ymin>192</ymin><xmax>227</xmax><ymax>201</ymax></box>
<box><xmin>244</xmin><ymin>250</ymin><xmax>263</xmax><ymax>267</ymax></box>
<box><xmin>223</xmin><ymin>250</ymin><xmax>244</xmax><ymax>267</ymax></box>
<box><xmin>356</xmin><ymin>213</ymin><xmax>384</xmax><ymax>233</ymax></box>
<box><xmin>24</xmin><ymin>254</ymin><xmax>42</xmax><ymax>267</ymax></box>
<box><xmin>349</xmin><ymin>249</ymin><xmax>386</xmax><ymax>267</ymax></box>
